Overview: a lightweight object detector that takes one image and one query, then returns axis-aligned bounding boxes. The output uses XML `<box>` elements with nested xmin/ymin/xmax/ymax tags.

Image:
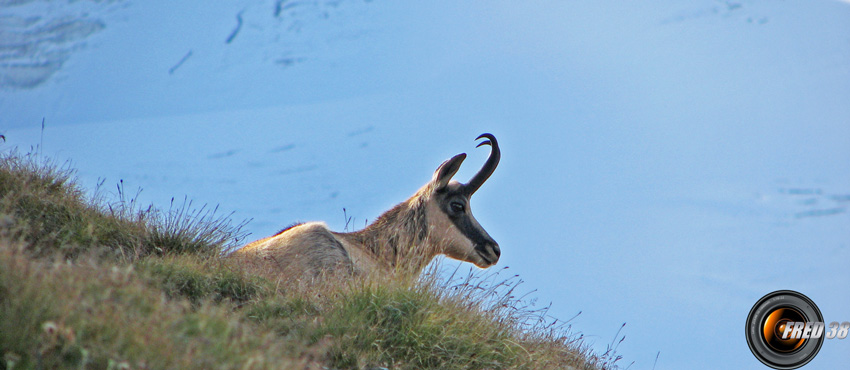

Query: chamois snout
<box><xmin>475</xmin><ymin>240</ymin><xmax>500</xmax><ymax>267</ymax></box>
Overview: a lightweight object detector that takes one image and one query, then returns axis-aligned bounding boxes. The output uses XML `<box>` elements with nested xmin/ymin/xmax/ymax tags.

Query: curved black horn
<box><xmin>463</xmin><ymin>133</ymin><xmax>500</xmax><ymax>195</ymax></box>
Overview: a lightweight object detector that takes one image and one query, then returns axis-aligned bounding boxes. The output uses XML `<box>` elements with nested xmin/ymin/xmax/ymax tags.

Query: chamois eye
<box><xmin>450</xmin><ymin>202</ymin><xmax>465</xmax><ymax>213</ymax></box>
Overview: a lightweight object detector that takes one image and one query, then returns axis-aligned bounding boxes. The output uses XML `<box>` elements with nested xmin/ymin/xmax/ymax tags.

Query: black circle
<box><xmin>746</xmin><ymin>290</ymin><xmax>824</xmax><ymax>370</ymax></box>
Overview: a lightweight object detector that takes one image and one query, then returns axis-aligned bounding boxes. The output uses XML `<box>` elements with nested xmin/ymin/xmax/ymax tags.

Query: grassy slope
<box><xmin>0</xmin><ymin>149</ymin><xmax>620</xmax><ymax>370</ymax></box>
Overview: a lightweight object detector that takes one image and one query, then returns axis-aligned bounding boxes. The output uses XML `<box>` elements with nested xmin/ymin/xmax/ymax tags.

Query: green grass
<box><xmin>0</xmin><ymin>149</ymin><xmax>622</xmax><ymax>370</ymax></box>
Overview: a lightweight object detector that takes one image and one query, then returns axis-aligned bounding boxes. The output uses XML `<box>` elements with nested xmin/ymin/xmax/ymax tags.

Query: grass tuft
<box><xmin>138</xmin><ymin>255</ymin><xmax>268</xmax><ymax>306</ymax></box>
<box><xmin>0</xmin><ymin>149</ymin><xmax>248</xmax><ymax>260</ymax></box>
<box><xmin>146</xmin><ymin>197</ymin><xmax>250</xmax><ymax>256</ymax></box>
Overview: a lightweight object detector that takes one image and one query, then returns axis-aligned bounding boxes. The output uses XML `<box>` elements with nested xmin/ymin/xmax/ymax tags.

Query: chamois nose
<box><xmin>492</xmin><ymin>243</ymin><xmax>501</xmax><ymax>258</ymax></box>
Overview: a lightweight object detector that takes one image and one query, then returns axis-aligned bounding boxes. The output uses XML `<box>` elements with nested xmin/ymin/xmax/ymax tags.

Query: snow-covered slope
<box><xmin>3</xmin><ymin>1</ymin><xmax>849</xmax><ymax>369</ymax></box>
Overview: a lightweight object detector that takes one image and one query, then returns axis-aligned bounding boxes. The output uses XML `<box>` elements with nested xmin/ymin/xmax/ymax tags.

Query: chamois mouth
<box><xmin>474</xmin><ymin>243</ymin><xmax>500</xmax><ymax>267</ymax></box>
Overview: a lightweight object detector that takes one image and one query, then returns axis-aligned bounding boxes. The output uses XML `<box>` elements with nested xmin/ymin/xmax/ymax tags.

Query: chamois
<box><xmin>231</xmin><ymin>133</ymin><xmax>501</xmax><ymax>280</ymax></box>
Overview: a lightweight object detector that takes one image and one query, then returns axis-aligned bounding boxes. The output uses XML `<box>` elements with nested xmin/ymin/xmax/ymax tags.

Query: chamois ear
<box><xmin>431</xmin><ymin>153</ymin><xmax>466</xmax><ymax>191</ymax></box>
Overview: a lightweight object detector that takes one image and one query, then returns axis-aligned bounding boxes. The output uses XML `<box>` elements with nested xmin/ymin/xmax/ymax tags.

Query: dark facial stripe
<box><xmin>448</xmin><ymin>211</ymin><xmax>494</xmax><ymax>248</ymax></box>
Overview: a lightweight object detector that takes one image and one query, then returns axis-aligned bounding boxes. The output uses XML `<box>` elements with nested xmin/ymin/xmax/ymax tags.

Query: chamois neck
<box><xmin>347</xmin><ymin>193</ymin><xmax>431</xmax><ymax>270</ymax></box>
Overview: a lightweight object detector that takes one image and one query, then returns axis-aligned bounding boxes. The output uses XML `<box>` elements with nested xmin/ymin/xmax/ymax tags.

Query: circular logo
<box><xmin>746</xmin><ymin>290</ymin><xmax>824</xmax><ymax>369</ymax></box>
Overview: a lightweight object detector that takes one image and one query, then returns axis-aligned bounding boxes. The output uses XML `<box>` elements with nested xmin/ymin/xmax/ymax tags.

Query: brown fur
<box><xmin>231</xmin><ymin>184</ymin><xmax>448</xmax><ymax>281</ymax></box>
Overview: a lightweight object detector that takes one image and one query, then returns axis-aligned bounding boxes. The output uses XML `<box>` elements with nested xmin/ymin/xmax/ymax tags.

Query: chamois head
<box><xmin>424</xmin><ymin>133</ymin><xmax>501</xmax><ymax>268</ymax></box>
